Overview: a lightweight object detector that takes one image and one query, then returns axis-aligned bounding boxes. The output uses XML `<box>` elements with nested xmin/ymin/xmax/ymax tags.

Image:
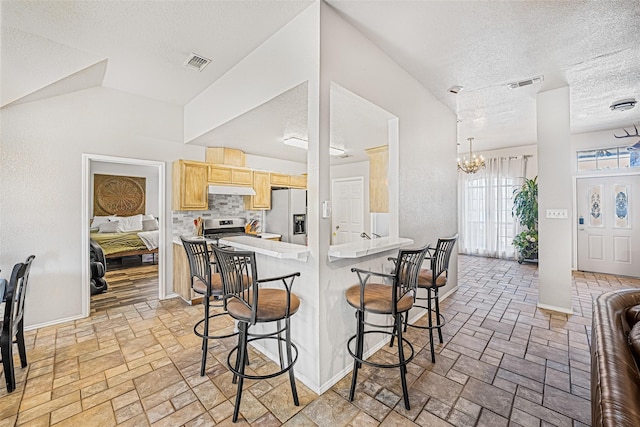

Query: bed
<box><xmin>90</xmin><ymin>174</ymin><xmax>159</xmax><ymax>261</ymax></box>
<box><xmin>90</xmin><ymin>229</ymin><xmax>159</xmax><ymax>259</ymax></box>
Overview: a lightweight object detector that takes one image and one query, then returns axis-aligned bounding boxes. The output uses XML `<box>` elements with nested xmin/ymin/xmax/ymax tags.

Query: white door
<box><xmin>331</xmin><ymin>177</ymin><xmax>364</xmax><ymax>245</ymax></box>
<box><xmin>577</xmin><ymin>175</ymin><xmax>640</xmax><ymax>276</ymax></box>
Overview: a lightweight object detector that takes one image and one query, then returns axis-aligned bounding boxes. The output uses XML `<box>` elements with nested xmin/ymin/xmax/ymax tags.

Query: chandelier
<box><xmin>457</xmin><ymin>137</ymin><xmax>485</xmax><ymax>174</ymax></box>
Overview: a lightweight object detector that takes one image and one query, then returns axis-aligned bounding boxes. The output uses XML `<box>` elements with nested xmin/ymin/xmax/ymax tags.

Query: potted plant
<box><xmin>512</xmin><ymin>176</ymin><xmax>538</xmax><ymax>263</ymax></box>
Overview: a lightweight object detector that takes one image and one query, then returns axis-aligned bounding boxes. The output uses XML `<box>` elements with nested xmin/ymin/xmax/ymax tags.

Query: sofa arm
<box><xmin>591</xmin><ymin>289</ymin><xmax>640</xmax><ymax>427</ymax></box>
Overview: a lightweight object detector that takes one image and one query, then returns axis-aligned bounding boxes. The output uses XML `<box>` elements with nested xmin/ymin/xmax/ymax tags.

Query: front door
<box><xmin>331</xmin><ymin>177</ymin><xmax>364</xmax><ymax>245</ymax></box>
<box><xmin>577</xmin><ymin>175</ymin><xmax>640</xmax><ymax>276</ymax></box>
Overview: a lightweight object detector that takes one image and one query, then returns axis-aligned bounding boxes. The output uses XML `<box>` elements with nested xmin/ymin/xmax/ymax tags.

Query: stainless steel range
<box><xmin>203</xmin><ymin>217</ymin><xmax>249</xmax><ymax>245</ymax></box>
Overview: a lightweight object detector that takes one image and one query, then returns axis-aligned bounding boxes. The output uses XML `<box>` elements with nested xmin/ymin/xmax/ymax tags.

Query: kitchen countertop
<box><xmin>257</xmin><ymin>232</ymin><xmax>281</xmax><ymax>239</ymax></box>
<box><xmin>328</xmin><ymin>236</ymin><xmax>415</xmax><ymax>261</ymax></box>
<box><xmin>218</xmin><ymin>236</ymin><xmax>309</xmax><ymax>261</ymax></box>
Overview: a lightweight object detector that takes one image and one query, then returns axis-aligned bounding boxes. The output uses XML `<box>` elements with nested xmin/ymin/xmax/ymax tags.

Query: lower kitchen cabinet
<box><xmin>173</xmin><ymin>243</ymin><xmax>203</xmax><ymax>305</ymax></box>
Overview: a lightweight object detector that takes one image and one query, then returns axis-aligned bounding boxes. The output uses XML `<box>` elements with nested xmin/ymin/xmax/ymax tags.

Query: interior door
<box><xmin>577</xmin><ymin>175</ymin><xmax>640</xmax><ymax>276</ymax></box>
<box><xmin>331</xmin><ymin>177</ymin><xmax>364</xmax><ymax>245</ymax></box>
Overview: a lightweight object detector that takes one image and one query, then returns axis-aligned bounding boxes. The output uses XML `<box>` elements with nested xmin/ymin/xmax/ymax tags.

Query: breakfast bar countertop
<box><xmin>218</xmin><ymin>236</ymin><xmax>310</xmax><ymax>261</ymax></box>
<box><xmin>328</xmin><ymin>236</ymin><xmax>415</xmax><ymax>261</ymax></box>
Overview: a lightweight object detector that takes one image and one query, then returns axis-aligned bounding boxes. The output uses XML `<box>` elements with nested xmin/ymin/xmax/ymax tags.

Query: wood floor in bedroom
<box><xmin>91</xmin><ymin>255</ymin><xmax>159</xmax><ymax>314</ymax></box>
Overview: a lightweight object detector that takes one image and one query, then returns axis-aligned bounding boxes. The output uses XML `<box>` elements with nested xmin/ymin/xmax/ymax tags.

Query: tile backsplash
<box><xmin>172</xmin><ymin>194</ymin><xmax>263</xmax><ymax>238</ymax></box>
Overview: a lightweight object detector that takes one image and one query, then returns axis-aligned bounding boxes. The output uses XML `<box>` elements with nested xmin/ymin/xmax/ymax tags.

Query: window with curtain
<box><xmin>458</xmin><ymin>156</ymin><xmax>528</xmax><ymax>259</ymax></box>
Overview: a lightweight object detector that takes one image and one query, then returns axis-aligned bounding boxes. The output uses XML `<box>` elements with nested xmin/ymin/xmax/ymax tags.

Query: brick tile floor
<box><xmin>1</xmin><ymin>255</ymin><xmax>639</xmax><ymax>426</ymax></box>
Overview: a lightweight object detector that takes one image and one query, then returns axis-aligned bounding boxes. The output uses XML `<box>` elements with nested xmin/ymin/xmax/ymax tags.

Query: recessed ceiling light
<box><xmin>610</xmin><ymin>98</ymin><xmax>637</xmax><ymax>112</ymax></box>
<box><xmin>448</xmin><ymin>85</ymin><xmax>463</xmax><ymax>94</ymax></box>
<box><xmin>507</xmin><ymin>75</ymin><xmax>544</xmax><ymax>89</ymax></box>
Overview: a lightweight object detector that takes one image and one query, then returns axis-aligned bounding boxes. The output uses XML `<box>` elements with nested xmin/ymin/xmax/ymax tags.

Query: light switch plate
<box><xmin>546</xmin><ymin>208</ymin><xmax>568</xmax><ymax>219</ymax></box>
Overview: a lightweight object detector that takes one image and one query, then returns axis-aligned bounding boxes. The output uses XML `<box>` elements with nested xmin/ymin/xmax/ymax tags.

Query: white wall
<box><xmin>0</xmin><ymin>86</ymin><xmax>203</xmax><ymax>327</ymax></box>
<box><xmin>318</xmin><ymin>2</ymin><xmax>457</xmax><ymax>388</ymax></box>
<box><xmin>90</xmin><ymin>162</ymin><xmax>160</xmax><ymax>217</ymax></box>
<box><xmin>537</xmin><ymin>87</ymin><xmax>573</xmax><ymax>313</ymax></box>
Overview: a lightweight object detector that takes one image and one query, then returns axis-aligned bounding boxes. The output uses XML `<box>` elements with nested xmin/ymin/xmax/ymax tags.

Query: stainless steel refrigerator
<box><xmin>265</xmin><ymin>188</ymin><xmax>307</xmax><ymax>245</ymax></box>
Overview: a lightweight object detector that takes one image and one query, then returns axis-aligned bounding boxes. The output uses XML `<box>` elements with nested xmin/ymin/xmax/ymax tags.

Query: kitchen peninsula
<box><xmin>328</xmin><ymin>236</ymin><xmax>414</xmax><ymax>261</ymax></box>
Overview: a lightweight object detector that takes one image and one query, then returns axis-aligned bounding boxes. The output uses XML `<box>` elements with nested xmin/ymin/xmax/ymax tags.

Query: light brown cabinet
<box><xmin>289</xmin><ymin>175</ymin><xmax>307</xmax><ymax>189</ymax></box>
<box><xmin>205</xmin><ymin>147</ymin><xmax>245</xmax><ymax>167</ymax></box>
<box><xmin>270</xmin><ymin>173</ymin><xmax>290</xmax><ymax>187</ymax></box>
<box><xmin>173</xmin><ymin>243</ymin><xmax>203</xmax><ymax>305</ymax></box>
<box><xmin>208</xmin><ymin>165</ymin><xmax>253</xmax><ymax>186</ymax></box>
<box><xmin>245</xmin><ymin>171</ymin><xmax>271</xmax><ymax>210</ymax></box>
<box><xmin>270</xmin><ymin>173</ymin><xmax>307</xmax><ymax>189</ymax></box>
<box><xmin>172</xmin><ymin>160</ymin><xmax>208</xmax><ymax>211</ymax></box>
<box><xmin>365</xmin><ymin>145</ymin><xmax>389</xmax><ymax>213</ymax></box>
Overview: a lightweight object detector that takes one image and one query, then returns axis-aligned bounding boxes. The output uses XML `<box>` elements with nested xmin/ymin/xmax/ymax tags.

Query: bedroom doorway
<box><xmin>81</xmin><ymin>154</ymin><xmax>166</xmax><ymax>317</ymax></box>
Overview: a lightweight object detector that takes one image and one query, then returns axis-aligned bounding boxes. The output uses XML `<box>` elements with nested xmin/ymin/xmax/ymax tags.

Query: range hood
<box><xmin>208</xmin><ymin>185</ymin><xmax>256</xmax><ymax>196</ymax></box>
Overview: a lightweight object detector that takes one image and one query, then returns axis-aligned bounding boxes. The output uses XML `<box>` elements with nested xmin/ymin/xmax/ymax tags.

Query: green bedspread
<box><xmin>90</xmin><ymin>231</ymin><xmax>148</xmax><ymax>257</ymax></box>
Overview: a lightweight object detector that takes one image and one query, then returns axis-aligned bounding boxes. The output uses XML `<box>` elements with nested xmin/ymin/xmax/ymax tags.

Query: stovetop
<box><xmin>203</xmin><ymin>217</ymin><xmax>248</xmax><ymax>240</ymax></box>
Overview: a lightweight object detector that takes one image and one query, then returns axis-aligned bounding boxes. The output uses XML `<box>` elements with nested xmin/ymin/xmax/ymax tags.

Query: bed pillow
<box><xmin>90</xmin><ymin>215</ymin><xmax>117</xmax><ymax>229</ymax></box>
<box><xmin>99</xmin><ymin>221</ymin><xmax>122</xmax><ymax>233</ymax></box>
<box><xmin>143</xmin><ymin>214</ymin><xmax>155</xmax><ymax>221</ymax></box>
<box><xmin>119</xmin><ymin>214</ymin><xmax>143</xmax><ymax>232</ymax></box>
<box><xmin>142</xmin><ymin>218</ymin><xmax>159</xmax><ymax>231</ymax></box>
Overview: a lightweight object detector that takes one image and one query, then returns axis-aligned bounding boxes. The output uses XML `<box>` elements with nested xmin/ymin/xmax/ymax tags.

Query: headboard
<box><xmin>93</xmin><ymin>174</ymin><xmax>146</xmax><ymax>216</ymax></box>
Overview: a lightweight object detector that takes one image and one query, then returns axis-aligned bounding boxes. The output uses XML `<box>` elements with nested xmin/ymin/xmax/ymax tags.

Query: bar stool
<box><xmin>407</xmin><ymin>234</ymin><xmax>457</xmax><ymax>363</ymax></box>
<box><xmin>181</xmin><ymin>236</ymin><xmax>239</xmax><ymax>377</ymax></box>
<box><xmin>345</xmin><ymin>245</ymin><xmax>429</xmax><ymax>410</ymax></box>
<box><xmin>211</xmin><ymin>246</ymin><xmax>301</xmax><ymax>423</ymax></box>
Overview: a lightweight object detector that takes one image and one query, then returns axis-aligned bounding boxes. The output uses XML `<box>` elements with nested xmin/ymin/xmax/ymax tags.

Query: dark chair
<box><xmin>345</xmin><ymin>245</ymin><xmax>429</xmax><ymax>410</ymax></box>
<box><xmin>211</xmin><ymin>246</ymin><xmax>301</xmax><ymax>423</ymax></box>
<box><xmin>407</xmin><ymin>234</ymin><xmax>458</xmax><ymax>363</ymax></box>
<box><xmin>181</xmin><ymin>237</ymin><xmax>239</xmax><ymax>377</ymax></box>
<box><xmin>1</xmin><ymin>255</ymin><xmax>35</xmax><ymax>392</ymax></box>
<box><xmin>89</xmin><ymin>239</ymin><xmax>108</xmax><ymax>295</ymax></box>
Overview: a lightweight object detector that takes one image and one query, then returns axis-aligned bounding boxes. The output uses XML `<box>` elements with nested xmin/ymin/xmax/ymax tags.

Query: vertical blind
<box><xmin>458</xmin><ymin>156</ymin><xmax>528</xmax><ymax>259</ymax></box>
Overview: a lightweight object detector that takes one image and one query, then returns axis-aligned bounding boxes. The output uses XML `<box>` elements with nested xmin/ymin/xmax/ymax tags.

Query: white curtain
<box><xmin>458</xmin><ymin>156</ymin><xmax>527</xmax><ymax>259</ymax></box>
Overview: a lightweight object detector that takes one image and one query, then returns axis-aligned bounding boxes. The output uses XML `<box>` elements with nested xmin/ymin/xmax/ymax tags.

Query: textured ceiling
<box><xmin>327</xmin><ymin>0</ymin><xmax>640</xmax><ymax>151</ymax></box>
<box><xmin>2</xmin><ymin>0</ymin><xmax>639</xmax><ymax>157</ymax></box>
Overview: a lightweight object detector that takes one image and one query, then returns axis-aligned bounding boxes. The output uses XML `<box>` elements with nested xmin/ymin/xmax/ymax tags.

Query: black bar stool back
<box><xmin>212</xmin><ymin>245</ymin><xmax>301</xmax><ymax>423</ymax></box>
<box><xmin>410</xmin><ymin>234</ymin><xmax>458</xmax><ymax>363</ymax></box>
<box><xmin>181</xmin><ymin>237</ymin><xmax>237</xmax><ymax>377</ymax></box>
<box><xmin>345</xmin><ymin>245</ymin><xmax>429</xmax><ymax>410</ymax></box>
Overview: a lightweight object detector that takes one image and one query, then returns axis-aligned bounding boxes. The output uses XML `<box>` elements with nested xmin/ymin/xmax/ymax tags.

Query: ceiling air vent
<box><xmin>507</xmin><ymin>75</ymin><xmax>543</xmax><ymax>89</ymax></box>
<box><xmin>184</xmin><ymin>53</ymin><xmax>211</xmax><ymax>72</ymax></box>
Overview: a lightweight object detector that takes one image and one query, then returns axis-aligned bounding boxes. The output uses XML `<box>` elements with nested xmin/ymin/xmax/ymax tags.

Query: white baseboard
<box><xmin>25</xmin><ymin>313</ymin><xmax>85</xmax><ymax>332</ymax></box>
<box><xmin>317</xmin><ymin>337</ymin><xmax>390</xmax><ymax>395</ymax></box>
<box><xmin>537</xmin><ymin>302</ymin><xmax>573</xmax><ymax>315</ymax></box>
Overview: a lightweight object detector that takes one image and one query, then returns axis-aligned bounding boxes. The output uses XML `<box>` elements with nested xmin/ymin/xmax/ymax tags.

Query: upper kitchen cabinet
<box><xmin>207</xmin><ymin>165</ymin><xmax>253</xmax><ymax>186</ymax></box>
<box><xmin>205</xmin><ymin>147</ymin><xmax>245</xmax><ymax>167</ymax></box>
<box><xmin>245</xmin><ymin>171</ymin><xmax>271</xmax><ymax>210</ymax></box>
<box><xmin>172</xmin><ymin>160</ymin><xmax>208</xmax><ymax>211</ymax></box>
<box><xmin>270</xmin><ymin>173</ymin><xmax>307</xmax><ymax>189</ymax></box>
<box><xmin>289</xmin><ymin>174</ymin><xmax>307</xmax><ymax>189</ymax></box>
<box><xmin>365</xmin><ymin>145</ymin><xmax>389</xmax><ymax>213</ymax></box>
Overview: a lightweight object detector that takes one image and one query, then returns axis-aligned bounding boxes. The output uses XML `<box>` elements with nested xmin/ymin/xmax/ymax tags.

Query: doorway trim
<box><xmin>81</xmin><ymin>153</ymin><xmax>166</xmax><ymax>318</ymax></box>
